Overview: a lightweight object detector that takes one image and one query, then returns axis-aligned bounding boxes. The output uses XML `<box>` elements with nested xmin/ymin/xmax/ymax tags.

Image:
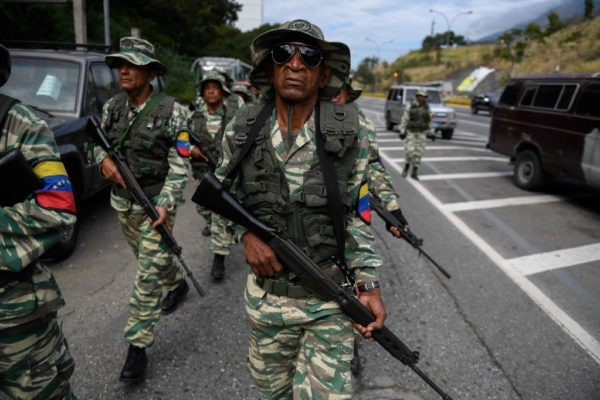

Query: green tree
<box><xmin>524</xmin><ymin>23</ymin><xmax>544</xmax><ymax>41</ymax></box>
<box><xmin>353</xmin><ymin>57</ymin><xmax>378</xmax><ymax>89</ymax></box>
<box><xmin>585</xmin><ymin>0</ymin><xmax>594</xmax><ymax>19</ymax></box>
<box><xmin>545</xmin><ymin>12</ymin><xmax>563</xmax><ymax>36</ymax></box>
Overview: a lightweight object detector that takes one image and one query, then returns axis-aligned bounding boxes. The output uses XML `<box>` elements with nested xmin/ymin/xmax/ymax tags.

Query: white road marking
<box><xmin>459</xmin><ymin>119</ymin><xmax>491</xmax><ymax>128</ymax></box>
<box><xmin>506</xmin><ymin>243</ymin><xmax>600</xmax><ymax>276</ymax></box>
<box><xmin>442</xmin><ymin>193</ymin><xmax>563</xmax><ymax>211</ymax></box>
<box><xmin>388</xmin><ymin>156</ymin><xmax>507</xmax><ymax>163</ymax></box>
<box><xmin>380</xmin><ymin>146</ymin><xmax>490</xmax><ymax>153</ymax></box>
<box><xmin>380</xmin><ymin>152</ymin><xmax>600</xmax><ymax>365</ymax></box>
<box><xmin>449</xmin><ymin>140</ymin><xmax>489</xmax><ymax>147</ymax></box>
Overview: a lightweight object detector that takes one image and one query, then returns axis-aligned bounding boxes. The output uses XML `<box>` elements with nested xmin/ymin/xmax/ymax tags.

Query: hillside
<box><xmin>370</xmin><ymin>15</ymin><xmax>600</xmax><ymax>93</ymax></box>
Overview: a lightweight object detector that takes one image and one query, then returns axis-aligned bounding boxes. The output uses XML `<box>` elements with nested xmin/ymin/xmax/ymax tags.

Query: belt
<box><xmin>256</xmin><ymin>277</ymin><xmax>311</xmax><ymax>299</ymax></box>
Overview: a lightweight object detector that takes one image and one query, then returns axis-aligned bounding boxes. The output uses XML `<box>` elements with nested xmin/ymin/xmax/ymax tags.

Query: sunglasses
<box><xmin>271</xmin><ymin>43</ymin><xmax>323</xmax><ymax>69</ymax></box>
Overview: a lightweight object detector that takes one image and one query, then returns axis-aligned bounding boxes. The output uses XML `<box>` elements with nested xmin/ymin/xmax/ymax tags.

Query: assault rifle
<box><xmin>0</xmin><ymin>148</ymin><xmax>42</xmax><ymax>207</ymax></box>
<box><xmin>89</xmin><ymin>116</ymin><xmax>205</xmax><ymax>297</ymax></box>
<box><xmin>369</xmin><ymin>193</ymin><xmax>451</xmax><ymax>279</ymax></box>
<box><xmin>192</xmin><ymin>172</ymin><xmax>454</xmax><ymax>400</ymax></box>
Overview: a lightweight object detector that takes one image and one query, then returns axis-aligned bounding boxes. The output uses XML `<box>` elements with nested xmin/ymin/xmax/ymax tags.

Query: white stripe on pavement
<box><xmin>459</xmin><ymin>119</ymin><xmax>491</xmax><ymax>128</ymax></box>
<box><xmin>379</xmin><ymin>146</ymin><xmax>490</xmax><ymax>153</ymax></box>
<box><xmin>442</xmin><ymin>193</ymin><xmax>563</xmax><ymax>211</ymax></box>
<box><xmin>421</xmin><ymin>171</ymin><xmax>513</xmax><ymax>183</ymax></box>
<box><xmin>506</xmin><ymin>243</ymin><xmax>600</xmax><ymax>276</ymax></box>
<box><xmin>387</xmin><ymin>156</ymin><xmax>507</xmax><ymax>163</ymax></box>
<box><xmin>380</xmin><ymin>152</ymin><xmax>600</xmax><ymax>365</ymax></box>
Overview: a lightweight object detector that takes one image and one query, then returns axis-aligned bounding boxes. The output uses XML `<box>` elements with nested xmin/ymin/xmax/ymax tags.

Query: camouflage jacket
<box><xmin>216</xmin><ymin>105</ymin><xmax>382</xmax><ymax>312</ymax></box>
<box><xmin>94</xmin><ymin>90</ymin><xmax>189</xmax><ymax>213</ymax></box>
<box><xmin>0</xmin><ymin>103</ymin><xmax>77</xmax><ymax>328</ymax></box>
<box><xmin>188</xmin><ymin>103</ymin><xmax>232</xmax><ymax>178</ymax></box>
<box><xmin>399</xmin><ymin>101</ymin><xmax>432</xmax><ymax>134</ymax></box>
<box><xmin>362</xmin><ymin>110</ymin><xmax>400</xmax><ymax>211</ymax></box>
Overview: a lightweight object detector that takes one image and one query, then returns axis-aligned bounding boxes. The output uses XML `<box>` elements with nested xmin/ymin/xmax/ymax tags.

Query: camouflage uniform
<box><xmin>215</xmin><ymin>20</ymin><xmax>382</xmax><ymax>399</ymax></box>
<box><xmin>0</xmin><ymin>89</ymin><xmax>77</xmax><ymax>398</ymax></box>
<box><xmin>399</xmin><ymin>94</ymin><xmax>432</xmax><ymax>177</ymax></box>
<box><xmin>95</xmin><ymin>38</ymin><xmax>189</xmax><ymax>349</ymax></box>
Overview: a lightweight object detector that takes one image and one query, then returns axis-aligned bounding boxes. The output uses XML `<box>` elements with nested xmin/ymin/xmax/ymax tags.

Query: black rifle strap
<box><xmin>0</xmin><ymin>94</ymin><xmax>19</xmax><ymax>143</ymax></box>
<box><xmin>224</xmin><ymin>101</ymin><xmax>274</xmax><ymax>185</ymax></box>
<box><xmin>314</xmin><ymin>102</ymin><xmax>347</xmax><ymax>268</ymax></box>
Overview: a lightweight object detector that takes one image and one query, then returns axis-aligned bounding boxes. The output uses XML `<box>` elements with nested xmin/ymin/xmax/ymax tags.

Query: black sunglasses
<box><xmin>271</xmin><ymin>43</ymin><xmax>323</xmax><ymax>69</ymax></box>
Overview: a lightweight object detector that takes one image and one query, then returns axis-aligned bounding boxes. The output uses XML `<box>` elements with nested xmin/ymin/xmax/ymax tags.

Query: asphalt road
<box><xmin>49</xmin><ymin>98</ymin><xmax>600</xmax><ymax>400</ymax></box>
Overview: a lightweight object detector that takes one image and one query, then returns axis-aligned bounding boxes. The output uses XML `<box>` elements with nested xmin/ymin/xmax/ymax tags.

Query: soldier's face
<box><xmin>269</xmin><ymin>43</ymin><xmax>331</xmax><ymax>103</ymax></box>
<box><xmin>116</xmin><ymin>60</ymin><xmax>155</xmax><ymax>92</ymax></box>
<box><xmin>416</xmin><ymin>95</ymin><xmax>426</xmax><ymax>105</ymax></box>
<box><xmin>202</xmin><ymin>82</ymin><xmax>224</xmax><ymax>107</ymax></box>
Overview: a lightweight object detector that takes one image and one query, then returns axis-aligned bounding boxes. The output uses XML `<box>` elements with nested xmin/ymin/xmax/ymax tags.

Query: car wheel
<box><xmin>385</xmin><ymin>112</ymin><xmax>394</xmax><ymax>131</ymax></box>
<box><xmin>441</xmin><ymin>129</ymin><xmax>453</xmax><ymax>140</ymax></box>
<box><xmin>514</xmin><ymin>150</ymin><xmax>545</xmax><ymax>191</ymax></box>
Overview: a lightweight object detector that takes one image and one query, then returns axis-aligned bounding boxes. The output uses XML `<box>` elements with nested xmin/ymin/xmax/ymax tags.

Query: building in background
<box><xmin>235</xmin><ymin>0</ymin><xmax>263</xmax><ymax>32</ymax></box>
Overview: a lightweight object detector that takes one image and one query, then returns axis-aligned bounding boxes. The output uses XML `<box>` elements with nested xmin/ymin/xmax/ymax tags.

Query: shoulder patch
<box><xmin>357</xmin><ymin>180</ymin><xmax>371</xmax><ymax>224</ymax></box>
<box><xmin>33</xmin><ymin>160</ymin><xmax>76</xmax><ymax>213</ymax></box>
<box><xmin>176</xmin><ymin>130</ymin><xmax>190</xmax><ymax>157</ymax></box>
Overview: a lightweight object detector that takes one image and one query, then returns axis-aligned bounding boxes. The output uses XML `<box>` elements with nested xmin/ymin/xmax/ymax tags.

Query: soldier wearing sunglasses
<box><xmin>212</xmin><ymin>20</ymin><xmax>387</xmax><ymax>398</ymax></box>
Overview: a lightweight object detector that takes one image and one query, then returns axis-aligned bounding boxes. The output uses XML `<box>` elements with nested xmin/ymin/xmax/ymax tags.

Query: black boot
<box><xmin>411</xmin><ymin>167</ymin><xmax>419</xmax><ymax>181</ymax></box>
<box><xmin>211</xmin><ymin>254</ymin><xmax>225</xmax><ymax>281</ymax></box>
<box><xmin>402</xmin><ymin>163</ymin><xmax>410</xmax><ymax>178</ymax></box>
<box><xmin>350</xmin><ymin>341</ymin><xmax>361</xmax><ymax>376</ymax></box>
<box><xmin>202</xmin><ymin>226</ymin><xmax>211</xmax><ymax>236</ymax></box>
<box><xmin>119</xmin><ymin>345</ymin><xmax>147</xmax><ymax>384</ymax></box>
<box><xmin>161</xmin><ymin>280</ymin><xmax>189</xmax><ymax>314</ymax></box>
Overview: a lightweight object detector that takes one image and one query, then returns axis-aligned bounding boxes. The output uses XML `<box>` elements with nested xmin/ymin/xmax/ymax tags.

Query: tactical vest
<box><xmin>189</xmin><ymin>102</ymin><xmax>237</xmax><ymax>178</ymax></box>
<box><xmin>227</xmin><ymin>101</ymin><xmax>359</xmax><ymax>282</ymax></box>
<box><xmin>406</xmin><ymin>101</ymin><xmax>431</xmax><ymax>132</ymax></box>
<box><xmin>105</xmin><ymin>92</ymin><xmax>175</xmax><ymax>199</ymax></box>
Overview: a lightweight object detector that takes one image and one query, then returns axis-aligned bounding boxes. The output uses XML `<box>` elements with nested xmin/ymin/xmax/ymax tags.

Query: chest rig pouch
<box><xmin>407</xmin><ymin>101</ymin><xmax>430</xmax><ymax>131</ymax></box>
<box><xmin>105</xmin><ymin>92</ymin><xmax>175</xmax><ymax>199</ymax></box>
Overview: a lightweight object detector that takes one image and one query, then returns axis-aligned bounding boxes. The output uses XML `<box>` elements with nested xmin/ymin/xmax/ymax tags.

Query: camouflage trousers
<box><xmin>195</xmin><ymin>204</ymin><xmax>212</xmax><ymax>228</ymax></box>
<box><xmin>118</xmin><ymin>209</ymin><xmax>184</xmax><ymax>348</ymax></box>
<box><xmin>404</xmin><ymin>129</ymin><xmax>428</xmax><ymax>167</ymax></box>
<box><xmin>208</xmin><ymin>214</ymin><xmax>234</xmax><ymax>256</ymax></box>
<box><xmin>0</xmin><ymin>314</ymin><xmax>76</xmax><ymax>400</ymax></box>
<box><xmin>245</xmin><ymin>275</ymin><xmax>354</xmax><ymax>399</ymax></box>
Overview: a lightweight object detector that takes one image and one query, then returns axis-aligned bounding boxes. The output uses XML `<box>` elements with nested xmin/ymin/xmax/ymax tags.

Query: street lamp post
<box><xmin>365</xmin><ymin>37</ymin><xmax>393</xmax><ymax>92</ymax></box>
<box><xmin>429</xmin><ymin>9</ymin><xmax>473</xmax><ymax>78</ymax></box>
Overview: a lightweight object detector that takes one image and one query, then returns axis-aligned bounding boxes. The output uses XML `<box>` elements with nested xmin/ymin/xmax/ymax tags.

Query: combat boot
<box><xmin>411</xmin><ymin>167</ymin><xmax>420</xmax><ymax>181</ymax></box>
<box><xmin>119</xmin><ymin>345</ymin><xmax>147</xmax><ymax>384</ymax></box>
<box><xmin>211</xmin><ymin>254</ymin><xmax>225</xmax><ymax>281</ymax></box>
<box><xmin>202</xmin><ymin>226</ymin><xmax>211</xmax><ymax>236</ymax></box>
<box><xmin>402</xmin><ymin>163</ymin><xmax>410</xmax><ymax>178</ymax></box>
<box><xmin>161</xmin><ymin>280</ymin><xmax>189</xmax><ymax>314</ymax></box>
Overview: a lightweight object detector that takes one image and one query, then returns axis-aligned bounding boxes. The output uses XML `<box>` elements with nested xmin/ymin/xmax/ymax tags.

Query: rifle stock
<box><xmin>369</xmin><ymin>193</ymin><xmax>451</xmax><ymax>279</ymax></box>
<box><xmin>192</xmin><ymin>172</ymin><xmax>454</xmax><ymax>400</ymax></box>
<box><xmin>88</xmin><ymin>116</ymin><xmax>205</xmax><ymax>297</ymax></box>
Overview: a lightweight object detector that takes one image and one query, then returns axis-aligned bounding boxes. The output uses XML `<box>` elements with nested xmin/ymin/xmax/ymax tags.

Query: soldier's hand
<box><xmin>100</xmin><ymin>157</ymin><xmax>126</xmax><ymax>188</ymax></box>
<box><xmin>152</xmin><ymin>206</ymin><xmax>172</xmax><ymax>232</ymax></box>
<box><xmin>353</xmin><ymin>288</ymin><xmax>387</xmax><ymax>340</ymax></box>
<box><xmin>190</xmin><ymin>146</ymin><xmax>209</xmax><ymax>162</ymax></box>
<box><xmin>242</xmin><ymin>232</ymin><xmax>284</xmax><ymax>277</ymax></box>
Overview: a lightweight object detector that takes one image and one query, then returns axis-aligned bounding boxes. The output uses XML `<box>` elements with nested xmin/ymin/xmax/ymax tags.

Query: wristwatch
<box><xmin>355</xmin><ymin>280</ymin><xmax>380</xmax><ymax>293</ymax></box>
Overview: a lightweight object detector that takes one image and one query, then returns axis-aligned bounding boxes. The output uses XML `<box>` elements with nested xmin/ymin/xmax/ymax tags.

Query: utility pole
<box><xmin>429</xmin><ymin>9</ymin><xmax>473</xmax><ymax>79</ymax></box>
<box><xmin>73</xmin><ymin>0</ymin><xmax>87</xmax><ymax>45</ymax></box>
<box><xmin>103</xmin><ymin>0</ymin><xmax>110</xmax><ymax>47</ymax></box>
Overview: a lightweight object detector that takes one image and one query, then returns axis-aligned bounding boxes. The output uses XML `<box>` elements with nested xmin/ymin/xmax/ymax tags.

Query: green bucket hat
<box><xmin>249</xmin><ymin>19</ymin><xmax>350</xmax><ymax>100</ymax></box>
<box><xmin>200</xmin><ymin>70</ymin><xmax>231</xmax><ymax>95</ymax></box>
<box><xmin>345</xmin><ymin>77</ymin><xmax>363</xmax><ymax>103</ymax></box>
<box><xmin>0</xmin><ymin>44</ymin><xmax>11</xmax><ymax>87</ymax></box>
<box><xmin>106</xmin><ymin>37</ymin><xmax>167</xmax><ymax>76</ymax></box>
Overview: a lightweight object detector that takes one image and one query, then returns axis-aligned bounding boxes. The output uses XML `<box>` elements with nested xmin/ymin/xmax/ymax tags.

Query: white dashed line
<box><xmin>388</xmin><ymin>156</ymin><xmax>507</xmax><ymax>163</ymax></box>
<box><xmin>380</xmin><ymin>146</ymin><xmax>491</xmax><ymax>153</ymax></box>
<box><xmin>442</xmin><ymin>193</ymin><xmax>563</xmax><ymax>211</ymax></box>
<box><xmin>506</xmin><ymin>243</ymin><xmax>600</xmax><ymax>276</ymax></box>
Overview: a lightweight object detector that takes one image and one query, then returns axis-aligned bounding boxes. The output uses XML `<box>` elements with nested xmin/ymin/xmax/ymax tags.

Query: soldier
<box><xmin>188</xmin><ymin>71</ymin><xmax>237</xmax><ymax>281</ymax></box>
<box><xmin>0</xmin><ymin>44</ymin><xmax>77</xmax><ymax>399</ymax></box>
<box><xmin>332</xmin><ymin>77</ymin><xmax>411</xmax><ymax>375</ymax></box>
<box><xmin>214</xmin><ymin>20</ymin><xmax>387</xmax><ymax>398</ymax></box>
<box><xmin>94</xmin><ymin>37</ymin><xmax>190</xmax><ymax>384</ymax></box>
<box><xmin>399</xmin><ymin>89</ymin><xmax>432</xmax><ymax>180</ymax></box>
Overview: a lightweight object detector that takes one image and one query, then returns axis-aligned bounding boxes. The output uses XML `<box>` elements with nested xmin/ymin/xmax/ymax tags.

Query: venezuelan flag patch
<box><xmin>33</xmin><ymin>161</ymin><xmax>76</xmax><ymax>214</ymax></box>
<box><xmin>176</xmin><ymin>130</ymin><xmax>190</xmax><ymax>157</ymax></box>
<box><xmin>357</xmin><ymin>180</ymin><xmax>371</xmax><ymax>224</ymax></box>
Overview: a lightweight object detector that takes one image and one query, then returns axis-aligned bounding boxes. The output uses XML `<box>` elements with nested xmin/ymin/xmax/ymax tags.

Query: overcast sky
<box><xmin>251</xmin><ymin>0</ymin><xmax>564</xmax><ymax>68</ymax></box>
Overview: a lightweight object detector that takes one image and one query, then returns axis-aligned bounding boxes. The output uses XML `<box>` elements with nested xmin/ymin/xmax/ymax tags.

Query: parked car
<box><xmin>385</xmin><ymin>85</ymin><xmax>457</xmax><ymax>139</ymax></box>
<box><xmin>471</xmin><ymin>92</ymin><xmax>500</xmax><ymax>114</ymax></box>
<box><xmin>0</xmin><ymin>45</ymin><xmax>164</xmax><ymax>260</ymax></box>
<box><xmin>488</xmin><ymin>73</ymin><xmax>600</xmax><ymax>191</ymax></box>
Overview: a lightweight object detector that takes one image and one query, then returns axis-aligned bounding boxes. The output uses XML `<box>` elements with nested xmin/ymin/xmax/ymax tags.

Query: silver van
<box><xmin>384</xmin><ymin>85</ymin><xmax>457</xmax><ymax>139</ymax></box>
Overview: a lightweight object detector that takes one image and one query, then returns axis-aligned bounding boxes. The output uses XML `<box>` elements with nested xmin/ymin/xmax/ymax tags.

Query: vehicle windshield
<box><xmin>405</xmin><ymin>89</ymin><xmax>442</xmax><ymax>104</ymax></box>
<box><xmin>0</xmin><ymin>56</ymin><xmax>80</xmax><ymax>113</ymax></box>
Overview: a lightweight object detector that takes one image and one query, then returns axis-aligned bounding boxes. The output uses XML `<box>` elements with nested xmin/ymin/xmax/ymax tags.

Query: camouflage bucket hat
<box><xmin>346</xmin><ymin>77</ymin><xmax>363</xmax><ymax>103</ymax></box>
<box><xmin>105</xmin><ymin>37</ymin><xmax>167</xmax><ymax>76</ymax></box>
<box><xmin>416</xmin><ymin>89</ymin><xmax>428</xmax><ymax>97</ymax></box>
<box><xmin>200</xmin><ymin>70</ymin><xmax>231</xmax><ymax>95</ymax></box>
<box><xmin>0</xmin><ymin>44</ymin><xmax>11</xmax><ymax>87</ymax></box>
<box><xmin>249</xmin><ymin>19</ymin><xmax>351</xmax><ymax>100</ymax></box>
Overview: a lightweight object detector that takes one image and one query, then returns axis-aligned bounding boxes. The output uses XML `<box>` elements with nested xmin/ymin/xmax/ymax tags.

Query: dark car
<box><xmin>488</xmin><ymin>73</ymin><xmax>600</xmax><ymax>191</ymax></box>
<box><xmin>0</xmin><ymin>45</ymin><xmax>164</xmax><ymax>260</ymax></box>
<box><xmin>471</xmin><ymin>92</ymin><xmax>500</xmax><ymax>114</ymax></box>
